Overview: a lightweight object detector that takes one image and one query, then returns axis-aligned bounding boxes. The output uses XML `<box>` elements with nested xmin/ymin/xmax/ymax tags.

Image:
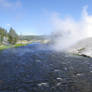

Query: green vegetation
<box><xmin>19</xmin><ymin>35</ymin><xmax>49</xmax><ymax>41</ymax></box>
<box><xmin>0</xmin><ymin>43</ymin><xmax>28</xmax><ymax>50</ymax></box>
<box><xmin>0</xmin><ymin>27</ymin><xmax>18</xmax><ymax>45</ymax></box>
<box><xmin>0</xmin><ymin>27</ymin><xmax>8</xmax><ymax>44</ymax></box>
<box><xmin>0</xmin><ymin>26</ymin><xmax>49</xmax><ymax>50</ymax></box>
<box><xmin>0</xmin><ymin>26</ymin><xmax>20</xmax><ymax>50</ymax></box>
<box><xmin>14</xmin><ymin>43</ymin><xmax>28</xmax><ymax>48</ymax></box>
<box><xmin>8</xmin><ymin>28</ymin><xmax>18</xmax><ymax>44</ymax></box>
<box><xmin>0</xmin><ymin>45</ymin><xmax>12</xmax><ymax>50</ymax></box>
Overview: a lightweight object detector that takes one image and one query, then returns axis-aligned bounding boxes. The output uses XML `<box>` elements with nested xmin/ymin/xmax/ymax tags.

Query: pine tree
<box><xmin>0</xmin><ymin>27</ymin><xmax>7</xmax><ymax>44</ymax></box>
<box><xmin>8</xmin><ymin>27</ymin><xmax>18</xmax><ymax>44</ymax></box>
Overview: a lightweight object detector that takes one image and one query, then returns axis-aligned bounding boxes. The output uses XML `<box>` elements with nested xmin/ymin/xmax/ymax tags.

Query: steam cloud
<box><xmin>51</xmin><ymin>6</ymin><xmax>92</xmax><ymax>51</ymax></box>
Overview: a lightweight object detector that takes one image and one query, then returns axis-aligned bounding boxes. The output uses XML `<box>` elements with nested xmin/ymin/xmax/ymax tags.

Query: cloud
<box><xmin>0</xmin><ymin>0</ymin><xmax>22</xmax><ymax>9</ymax></box>
<box><xmin>6</xmin><ymin>23</ymin><xmax>11</xmax><ymax>26</ymax></box>
<box><xmin>51</xmin><ymin>5</ymin><xmax>92</xmax><ymax>51</ymax></box>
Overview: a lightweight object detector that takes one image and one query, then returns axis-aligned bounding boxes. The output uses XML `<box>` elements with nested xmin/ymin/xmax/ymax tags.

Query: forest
<box><xmin>0</xmin><ymin>27</ymin><xmax>18</xmax><ymax>45</ymax></box>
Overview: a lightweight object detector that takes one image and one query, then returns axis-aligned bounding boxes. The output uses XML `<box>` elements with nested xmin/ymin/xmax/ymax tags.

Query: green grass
<box><xmin>14</xmin><ymin>43</ymin><xmax>28</xmax><ymax>48</ymax></box>
<box><xmin>0</xmin><ymin>43</ymin><xmax>28</xmax><ymax>50</ymax></box>
<box><xmin>0</xmin><ymin>45</ymin><xmax>12</xmax><ymax>50</ymax></box>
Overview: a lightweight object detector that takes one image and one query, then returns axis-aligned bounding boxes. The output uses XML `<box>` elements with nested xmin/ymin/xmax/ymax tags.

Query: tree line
<box><xmin>0</xmin><ymin>27</ymin><xmax>18</xmax><ymax>45</ymax></box>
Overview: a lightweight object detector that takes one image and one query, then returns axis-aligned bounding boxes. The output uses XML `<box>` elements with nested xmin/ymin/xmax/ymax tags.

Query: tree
<box><xmin>0</xmin><ymin>27</ymin><xmax>7</xmax><ymax>44</ymax></box>
<box><xmin>8</xmin><ymin>27</ymin><xmax>18</xmax><ymax>44</ymax></box>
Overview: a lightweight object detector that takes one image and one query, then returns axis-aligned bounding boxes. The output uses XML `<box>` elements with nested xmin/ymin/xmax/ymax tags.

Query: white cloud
<box><xmin>51</xmin><ymin>5</ymin><xmax>92</xmax><ymax>51</ymax></box>
<box><xmin>0</xmin><ymin>0</ymin><xmax>22</xmax><ymax>8</ymax></box>
<box><xmin>6</xmin><ymin>23</ymin><xmax>11</xmax><ymax>26</ymax></box>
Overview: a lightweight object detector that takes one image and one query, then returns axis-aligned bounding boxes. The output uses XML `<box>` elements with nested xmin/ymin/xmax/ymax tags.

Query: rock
<box><xmin>56</xmin><ymin>78</ymin><xmax>63</xmax><ymax>81</ymax></box>
<box><xmin>56</xmin><ymin>82</ymin><xmax>61</xmax><ymax>86</ymax></box>
<box><xmin>76</xmin><ymin>73</ymin><xmax>84</xmax><ymax>76</ymax></box>
<box><xmin>37</xmin><ymin>83</ymin><xmax>49</xmax><ymax>87</ymax></box>
<box><xmin>68</xmin><ymin>37</ymin><xmax>92</xmax><ymax>58</ymax></box>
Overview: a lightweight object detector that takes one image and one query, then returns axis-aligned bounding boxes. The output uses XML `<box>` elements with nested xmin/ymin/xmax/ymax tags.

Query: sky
<box><xmin>0</xmin><ymin>0</ymin><xmax>92</xmax><ymax>35</ymax></box>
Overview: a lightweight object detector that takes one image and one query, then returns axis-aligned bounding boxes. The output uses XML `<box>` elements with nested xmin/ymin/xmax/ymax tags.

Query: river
<box><xmin>0</xmin><ymin>43</ymin><xmax>92</xmax><ymax>92</ymax></box>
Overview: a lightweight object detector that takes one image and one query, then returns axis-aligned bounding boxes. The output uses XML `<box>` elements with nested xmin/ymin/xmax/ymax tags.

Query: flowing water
<box><xmin>0</xmin><ymin>43</ymin><xmax>92</xmax><ymax>92</ymax></box>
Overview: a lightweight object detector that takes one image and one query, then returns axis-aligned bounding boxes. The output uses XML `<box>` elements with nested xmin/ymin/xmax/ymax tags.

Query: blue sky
<box><xmin>0</xmin><ymin>0</ymin><xmax>92</xmax><ymax>35</ymax></box>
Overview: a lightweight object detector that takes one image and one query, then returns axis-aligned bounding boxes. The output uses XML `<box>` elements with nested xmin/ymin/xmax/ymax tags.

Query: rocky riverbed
<box><xmin>0</xmin><ymin>43</ymin><xmax>92</xmax><ymax>92</ymax></box>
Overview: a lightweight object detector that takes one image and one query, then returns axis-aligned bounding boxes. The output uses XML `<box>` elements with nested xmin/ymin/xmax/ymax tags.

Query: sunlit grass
<box><xmin>14</xmin><ymin>43</ymin><xmax>28</xmax><ymax>48</ymax></box>
<box><xmin>0</xmin><ymin>45</ymin><xmax>12</xmax><ymax>50</ymax></box>
<box><xmin>0</xmin><ymin>43</ymin><xmax>28</xmax><ymax>50</ymax></box>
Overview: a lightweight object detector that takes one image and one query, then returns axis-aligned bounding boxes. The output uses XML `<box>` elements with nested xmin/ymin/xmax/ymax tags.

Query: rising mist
<box><xmin>51</xmin><ymin>6</ymin><xmax>92</xmax><ymax>51</ymax></box>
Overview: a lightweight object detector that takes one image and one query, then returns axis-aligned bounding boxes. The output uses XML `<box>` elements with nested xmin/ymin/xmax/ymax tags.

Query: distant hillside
<box><xmin>19</xmin><ymin>35</ymin><xmax>50</xmax><ymax>41</ymax></box>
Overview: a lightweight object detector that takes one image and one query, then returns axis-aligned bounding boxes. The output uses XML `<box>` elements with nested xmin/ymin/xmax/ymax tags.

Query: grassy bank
<box><xmin>14</xmin><ymin>43</ymin><xmax>28</xmax><ymax>48</ymax></box>
<box><xmin>0</xmin><ymin>41</ymin><xmax>49</xmax><ymax>50</ymax></box>
<box><xmin>0</xmin><ymin>43</ymin><xmax>28</xmax><ymax>50</ymax></box>
<box><xmin>0</xmin><ymin>45</ymin><xmax>12</xmax><ymax>50</ymax></box>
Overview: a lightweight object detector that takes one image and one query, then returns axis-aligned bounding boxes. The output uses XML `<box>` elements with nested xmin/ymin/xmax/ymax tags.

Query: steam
<box><xmin>51</xmin><ymin>6</ymin><xmax>92</xmax><ymax>51</ymax></box>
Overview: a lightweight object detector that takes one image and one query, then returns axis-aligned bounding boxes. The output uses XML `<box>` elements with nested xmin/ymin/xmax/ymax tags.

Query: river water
<box><xmin>0</xmin><ymin>43</ymin><xmax>92</xmax><ymax>92</ymax></box>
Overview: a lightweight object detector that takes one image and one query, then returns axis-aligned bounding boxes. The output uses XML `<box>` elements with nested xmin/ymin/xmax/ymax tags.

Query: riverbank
<box><xmin>0</xmin><ymin>39</ymin><xmax>50</xmax><ymax>50</ymax></box>
<box><xmin>68</xmin><ymin>38</ymin><xmax>92</xmax><ymax>58</ymax></box>
<box><xmin>0</xmin><ymin>43</ymin><xmax>28</xmax><ymax>50</ymax></box>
